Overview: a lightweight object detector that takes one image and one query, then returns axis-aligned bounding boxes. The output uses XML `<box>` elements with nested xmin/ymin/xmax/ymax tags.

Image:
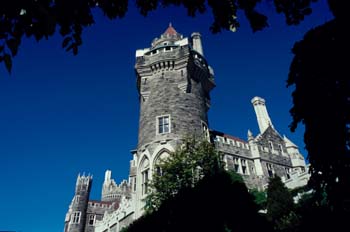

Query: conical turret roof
<box><xmin>162</xmin><ymin>23</ymin><xmax>179</xmax><ymax>36</ymax></box>
<box><xmin>151</xmin><ymin>23</ymin><xmax>183</xmax><ymax>48</ymax></box>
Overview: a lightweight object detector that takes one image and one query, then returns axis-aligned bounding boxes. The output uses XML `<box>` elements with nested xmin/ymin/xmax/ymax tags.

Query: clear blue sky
<box><xmin>0</xmin><ymin>2</ymin><xmax>332</xmax><ymax>232</ymax></box>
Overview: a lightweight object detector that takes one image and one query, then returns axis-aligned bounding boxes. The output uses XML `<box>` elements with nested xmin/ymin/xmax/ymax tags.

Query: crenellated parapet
<box><xmin>101</xmin><ymin>170</ymin><xmax>131</xmax><ymax>202</ymax></box>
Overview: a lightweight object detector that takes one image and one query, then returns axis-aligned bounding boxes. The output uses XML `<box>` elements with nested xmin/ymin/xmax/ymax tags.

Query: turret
<box><xmin>251</xmin><ymin>96</ymin><xmax>274</xmax><ymax>134</ymax></box>
<box><xmin>101</xmin><ymin>170</ymin><xmax>130</xmax><ymax>202</ymax></box>
<box><xmin>133</xmin><ymin>24</ymin><xmax>215</xmax><ymax>217</ymax></box>
<box><xmin>64</xmin><ymin>174</ymin><xmax>93</xmax><ymax>232</ymax></box>
<box><xmin>135</xmin><ymin>24</ymin><xmax>215</xmax><ymax>149</ymax></box>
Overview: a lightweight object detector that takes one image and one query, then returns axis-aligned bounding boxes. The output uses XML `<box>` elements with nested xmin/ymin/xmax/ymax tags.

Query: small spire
<box><xmin>247</xmin><ymin>129</ymin><xmax>254</xmax><ymax>140</ymax></box>
<box><xmin>163</xmin><ymin>23</ymin><xmax>178</xmax><ymax>36</ymax></box>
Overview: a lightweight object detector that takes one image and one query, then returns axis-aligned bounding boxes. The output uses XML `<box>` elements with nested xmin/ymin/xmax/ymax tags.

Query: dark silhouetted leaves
<box><xmin>287</xmin><ymin>4</ymin><xmax>349</xmax><ymax>218</ymax></box>
<box><xmin>0</xmin><ymin>0</ymin><xmax>333</xmax><ymax>73</ymax></box>
<box><xmin>62</xmin><ymin>37</ymin><xmax>72</xmax><ymax>48</ymax></box>
<box><xmin>4</xmin><ymin>53</ymin><xmax>12</xmax><ymax>73</ymax></box>
<box><xmin>6</xmin><ymin>38</ymin><xmax>19</xmax><ymax>56</ymax></box>
<box><xmin>125</xmin><ymin>170</ymin><xmax>271</xmax><ymax>232</ymax></box>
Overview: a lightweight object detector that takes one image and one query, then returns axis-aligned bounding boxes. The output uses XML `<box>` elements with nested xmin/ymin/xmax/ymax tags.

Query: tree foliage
<box><xmin>287</xmin><ymin>4</ymin><xmax>349</xmax><ymax>214</ymax></box>
<box><xmin>250</xmin><ymin>188</ymin><xmax>267</xmax><ymax>210</ymax></box>
<box><xmin>1</xmin><ymin>0</ymin><xmax>325</xmax><ymax>73</ymax></box>
<box><xmin>145</xmin><ymin>137</ymin><xmax>223</xmax><ymax>212</ymax></box>
<box><xmin>125</xmin><ymin>170</ymin><xmax>271</xmax><ymax>232</ymax></box>
<box><xmin>266</xmin><ymin>176</ymin><xmax>295</xmax><ymax>231</ymax></box>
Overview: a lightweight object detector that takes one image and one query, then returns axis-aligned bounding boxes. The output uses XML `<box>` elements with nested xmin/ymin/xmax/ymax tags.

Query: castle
<box><xmin>63</xmin><ymin>24</ymin><xmax>309</xmax><ymax>232</ymax></box>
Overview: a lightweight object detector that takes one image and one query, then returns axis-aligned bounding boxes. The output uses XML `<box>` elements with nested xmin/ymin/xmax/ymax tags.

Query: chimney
<box><xmin>191</xmin><ymin>32</ymin><xmax>204</xmax><ymax>56</ymax></box>
<box><xmin>251</xmin><ymin>96</ymin><xmax>274</xmax><ymax>134</ymax></box>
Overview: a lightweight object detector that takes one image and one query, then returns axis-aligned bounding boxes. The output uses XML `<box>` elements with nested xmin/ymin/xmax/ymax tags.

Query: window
<box><xmin>71</xmin><ymin>211</ymin><xmax>81</xmax><ymax>224</ymax></box>
<box><xmin>88</xmin><ymin>214</ymin><xmax>96</xmax><ymax>226</ymax></box>
<box><xmin>155</xmin><ymin>166</ymin><xmax>162</xmax><ymax>176</ymax></box>
<box><xmin>278</xmin><ymin>144</ymin><xmax>283</xmax><ymax>152</ymax></box>
<box><xmin>241</xmin><ymin>159</ymin><xmax>248</xmax><ymax>175</ymax></box>
<box><xmin>269</xmin><ymin>141</ymin><xmax>273</xmax><ymax>150</ymax></box>
<box><xmin>266</xmin><ymin>163</ymin><xmax>274</xmax><ymax>177</ymax></box>
<box><xmin>75</xmin><ymin>195</ymin><xmax>80</xmax><ymax>203</ymax></box>
<box><xmin>133</xmin><ymin>177</ymin><xmax>137</xmax><ymax>192</ymax></box>
<box><xmin>158</xmin><ymin>115</ymin><xmax>170</xmax><ymax>134</ymax></box>
<box><xmin>142</xmin><ymin>169</ymin><xmax>149</xmax><ymax>195</ymax></box>
<box><xmin>234</xmin><ymin>158</ymin><xmax>240</xmax><ymax>173</ymax></box>
<box><xmin>285</xmin><ymin>168</ymin><xmax>291</xmax><ymax>179</ymax></box>
<box><xmin>201</xmin><ymin>121</ymin><xmax>210</xmax><ymax>141</ymax></box>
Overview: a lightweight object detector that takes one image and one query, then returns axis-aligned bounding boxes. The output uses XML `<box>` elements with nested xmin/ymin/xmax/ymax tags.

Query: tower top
<box><xmin>163</xmin><ymin>23</ymin><xmax>179</xmax><ymax>36</ymax></box>
<box><xmin>151</xmin><ymin>23</ymin><xmax>183</xmax><ymax>48</ymax></box>
<box><xmin>251</xmin><ymin>96</ymin><xmax>274</xmax><ymax>134</ymax></box>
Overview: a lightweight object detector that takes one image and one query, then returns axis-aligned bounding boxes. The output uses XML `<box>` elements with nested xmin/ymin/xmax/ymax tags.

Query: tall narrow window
<box><xmin>88</xmin><ymin>214</ymin><xmax>96</xmax><ymax>226</ymax></box>
<box><xmin>278</xmin><ymin>144</ymin><xmax>283</xmax><ymax>152</ymax></box>
<box><xmin>133</xmin><ymin>177</ymin><xmax>137</xmax><ymax>192</ymax></box>
<box><xmin>266</xmin><ymin>163</ymin><xmax>274</xmax><ymax>177</ymax></box>
<box><xmin>142</xmin><ymin>169</ymin><xmax>149</xmax><ymax>195</ymax></box>
<box><xmin>234</xmin><ymin>158</ymin><xmax>240</xmax><ymax>173</ymax></box>
<box><xmin>155</xmin><ymin>166</ymin><xmax>162</xmax><ymax>176</ymax></box>
<box><xmin>158</xmin><ymin>115</ymin><xmax>170</xmax><ymax>134</ymax></box>
<box><xmin>285</xmin><ymin>168</ymin><xmax>291</xmax><ymax>179</ymax></box>
<box><xmin>71</xmin><ymin>211</ymin><xmax>81</xmax><ymax>224</ymax></box>
<box><xmin>269</xmin><ymin>141</ymin><xmax>273</xmax><ymax>150</ymax></box>
<box><xmin>241</xmin><ymin>159</ymin><xmax>248</xmax><ymax>175</ymax></box>
<box><xmin>201</xmin><ymin>121</ymin><xmax>210</xmax><ymax>141</ymax></box>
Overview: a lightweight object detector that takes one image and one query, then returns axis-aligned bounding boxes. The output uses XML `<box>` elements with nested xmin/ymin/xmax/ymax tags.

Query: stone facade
<box><xmin>63</xmin><ymin>24</ymin><xmax>309</xmax><ymax>232</ymax></box>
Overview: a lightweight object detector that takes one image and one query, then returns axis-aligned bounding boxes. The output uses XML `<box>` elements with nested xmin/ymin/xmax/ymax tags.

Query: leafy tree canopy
<box><xmin>125</xmin><ymin>169</ymin><xmax>271</xmax><ymax>232</ymax></box>
<box><xmin>0</xmin><ymin>0</ymin><xmax>331</xmax><ymax>73</ymax></box>
<box><xmin>266</xmin><ymin>176</ymin><xmax>295</xmax><ymax>229</ymax></box>
<box><xmin>145</xmin><ymin>137</ymin><xmax>223</xmax><ymax>212</ymax></box>
<box><xmin>287</xmin><ymin>8</ymin><xmax>349</xmax><ymax>213</ymax></box>
<box><xmin>250</xmin><ymin>188</ymin><xmax>267</xmax><ymax>210</ymax></box>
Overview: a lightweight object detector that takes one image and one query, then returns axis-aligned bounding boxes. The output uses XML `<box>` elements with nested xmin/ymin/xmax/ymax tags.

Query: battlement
<box><xmin>75</xmin><ymin>173</ymin><xmax>93</xmax><ymax>193</ymax></box>
<box><xmin>211</xmin><ymin>130</ymin><xmax>250</xmax><ymax>151</ymax></box>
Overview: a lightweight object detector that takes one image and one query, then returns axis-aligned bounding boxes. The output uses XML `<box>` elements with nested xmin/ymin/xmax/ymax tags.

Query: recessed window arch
<box><xmin>140</xmin><ymin>156</ymin><xmax>150</xmax><ymax>195</ymax></box>
<box><xmin>154</xmin><ymin>150</ymin><xmax>170</xmax><ymax>176</ymax></box>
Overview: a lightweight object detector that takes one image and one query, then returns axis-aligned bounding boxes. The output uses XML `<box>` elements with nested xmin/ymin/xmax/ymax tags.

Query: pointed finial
<box><xmin>248</xmin><ymin>129</ymin><xmax>253</xmax><ymax>137</ymax></box>
<box><xmin>169</xmin><ymin>22</ymin><xmax>172</xmax><ymax>27</ymax></box>
<box><xmin>247</xmin><ymin>129</ymin><xmax>254</xmax><ymax>140</ymax></box>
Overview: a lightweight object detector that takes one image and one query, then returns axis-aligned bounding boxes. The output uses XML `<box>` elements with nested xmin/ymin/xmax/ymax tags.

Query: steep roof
<box><xmin>283</xmin><ymin>135</ymin><xmax>298</xmax><ymax>148</ymax></box>
<box><xmin>163</xmin><ymin>23</ymin><xmax>178</xmax><ymax>36</ymax></box>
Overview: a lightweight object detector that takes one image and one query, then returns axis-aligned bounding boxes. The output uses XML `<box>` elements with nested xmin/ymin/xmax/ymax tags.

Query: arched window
<box><xmin>154</xmin><ymin>151</ymin><xmax>170</xmax><ymax>176</ymax></box>
<box><xmin>140</xmin><ymin>157</ymin><xmax>150</xmax><ymax>195</ymax></box>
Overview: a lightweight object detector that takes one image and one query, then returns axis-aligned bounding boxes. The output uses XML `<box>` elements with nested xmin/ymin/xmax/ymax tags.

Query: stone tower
<box><xmin>64</xmin><ymin>174</ymin><xmax>93</xmax><ymax>232</ymax></box>
<box><xmin>130</xmin><ymin>24</ymin><xmax>215</xmax><ymax>217</ymax></box>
